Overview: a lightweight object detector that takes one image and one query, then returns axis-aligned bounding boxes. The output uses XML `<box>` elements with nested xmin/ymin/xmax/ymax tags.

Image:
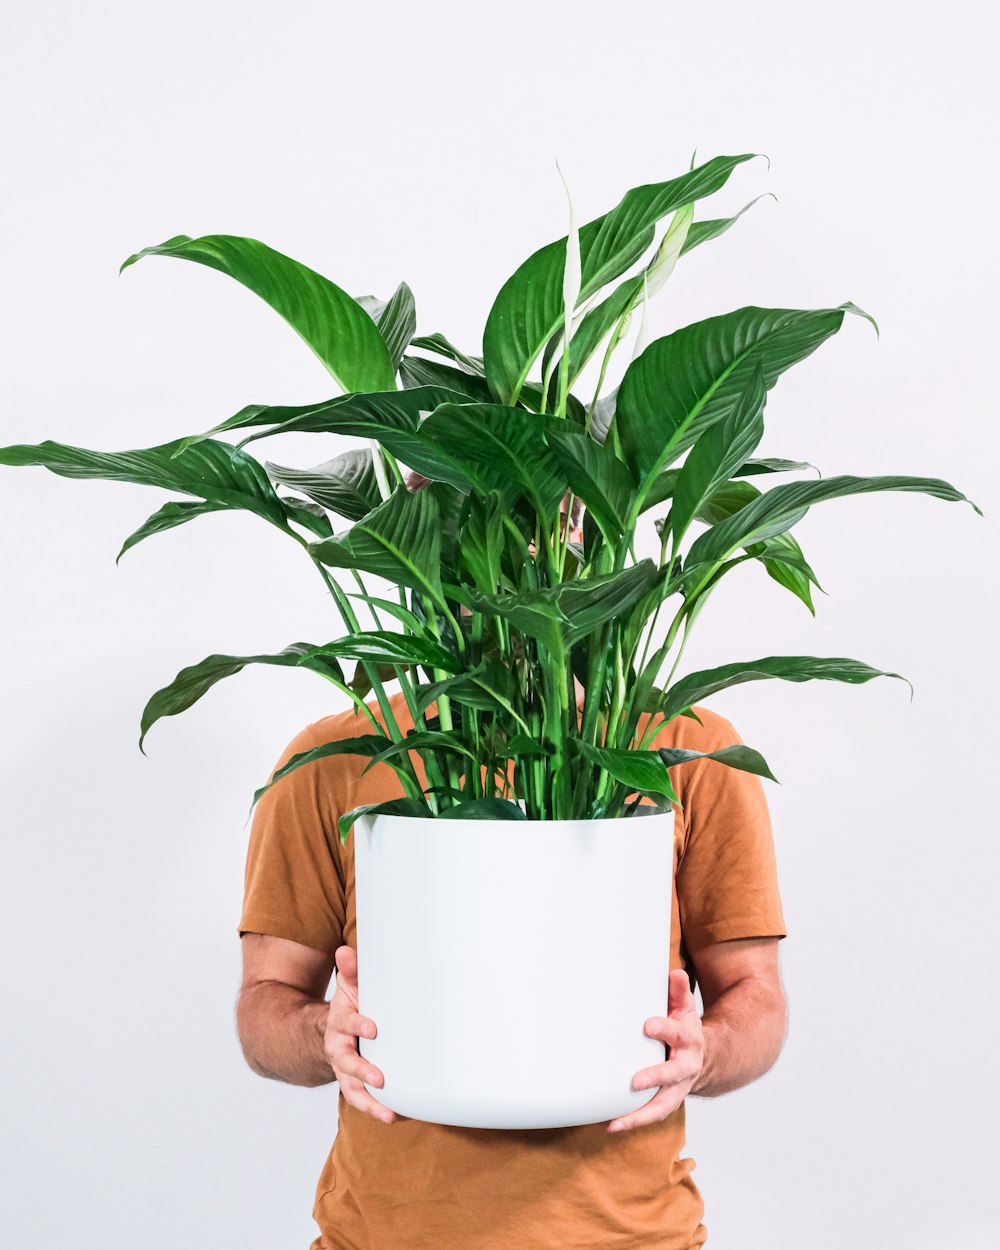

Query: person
<box><xmin>235</xmin><ymin>479</ymin><xmax>788</xmax><ymax>1250</ymax></box>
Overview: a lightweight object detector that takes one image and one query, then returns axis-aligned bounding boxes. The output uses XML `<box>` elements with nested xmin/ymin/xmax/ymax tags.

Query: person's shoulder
<box><xmin>644</xmin><ymin>703</ymin><xmax>741</xmax><ymax>751</ymax></box>
<box><xmin>278</xmin><ymin>690</ymin><xmax>412</xmax><ymax>759</ymax></box>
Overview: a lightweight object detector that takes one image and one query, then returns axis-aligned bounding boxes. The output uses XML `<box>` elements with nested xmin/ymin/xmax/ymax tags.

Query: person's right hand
<box><xmin>324</xmin><ymin>944</ymin><xmax>404</xmax><ymax>1125</ymax></box>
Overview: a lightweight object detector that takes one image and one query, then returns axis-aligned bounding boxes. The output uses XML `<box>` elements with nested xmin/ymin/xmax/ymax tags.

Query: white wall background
<box><xmin>1</xmin><ymin>2</ymin><xmax>997</xmax><ymax>1247</ymax></box>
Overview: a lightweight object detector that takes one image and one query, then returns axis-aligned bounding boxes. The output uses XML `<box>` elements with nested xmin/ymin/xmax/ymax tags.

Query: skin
<box><xmin>236</xmin><ymin>932</ymin><xmax>787</xmax><ymax>1133</ymax></box>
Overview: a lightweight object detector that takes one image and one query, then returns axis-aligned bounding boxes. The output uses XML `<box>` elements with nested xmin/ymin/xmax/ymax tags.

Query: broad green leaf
<box><xmin>416</xmin><ymin>403</ymin><xmax>566</xmax><ymax>513</ymax></box>
<box><xmin>483</xmin><ymin>153</ymin><xmax>758</xmax><ymax>404</ymax></box>
<box><xmin>0</xmin><ymin>437</ymin><xmax>290</xmax><ymax>529</ymax></box>
<box><xmin>687</xmin><ymin>473</ymin><xmax>982</xmax><ymax>572</ymax></box>
<box><xmin>659</xmin><ymin>655</ymin><xmax>913</xmax><ymax>725</ymax></box>
<box><xmin>670</xmin><ymin>360</ymin><xmax>767</xmax><ymax>550</ymax></box>
<box><xmin>409</xmin><ymin>333</ymin><xmax>484</xmax><ymax>373</ymax></box>
<box><xmin>338</xmin><ymin>797</ymin><xmax>431</xmax><ymax>844</ymax></box>
<box><xmin>574</xmin><ymin>739</ymin><xmax>680</xmax><ymax>805</ymax></box>
<box><xmin>346</xmin><ymin>594</ymin><xmax>426</xmax><ymax>633</ymax></box>
<box><xmin>359</xmin><ymin>281</ymin><xmax>416</xmax><ymax>369</ymax></box>
<box><xmin>460</xmin><ymin>560</ymin><xmax>659</xmax><ymax>653</ymax></box>
<box><xmin>116</xmin><ymin>499</ymin><xmax>227</xmax><ymax>563</ymax></box>
<box><xmin>234</xmin><ymin>387</ymin><xmax>466</xmax><ymax>455</ymax></box>
<box><xmin>120</xmin><ymin>233</ymin><xmax>396</xmax><ymax>393</ymax></box>
<box><xmin>614</xmin><ymin>303</ymin><xmax>876</xmax><ymax>485</ymax></box>
<box><xmin>400</xmin><ymin>354</ymin><xmax>495</xmax><ymax>400</ymax></box>
<box><xmin>439</xmin><ymin>797</ymin><xmax>527</xmax><ymax>820</ymax></box>
<box><xmin>265</xmin><ymin>448</ymin><xmax>381</xmax><ymax>522</ymax></box>
<box><xmin>322</xmin><ymin>629</ymin><xmax>460</xmax><ymax>672</ymax></box>
<box><xmin>657</xmin><ymin>743</ymin><xmax>779</xmax><ymax>783</ymax></box>
<box><xmin>459</xmin><ymin>491</ymin><xmax>506</xmax><ymax>593</ymax></box>
<box><xmin>139</xmin><ymin>642</ymin><xmax>345</xmax><ymax>752</ymax></box>
<box><xmin>753</xmin><ymin>530</ymin><xmax>823</xmax><ymax>614</ymax></box>
<box><xmin>545</xmin><ymin>426</ymin><xmax>635</xmax><ymax>543</ymax></box>
<box><xmin>310</xmin><ymin>485</ymin><xmax>445</xmax><ymax>604</ymax></box>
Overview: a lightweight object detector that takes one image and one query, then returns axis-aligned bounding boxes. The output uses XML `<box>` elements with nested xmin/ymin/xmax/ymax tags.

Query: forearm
<box><xmin>236</xmin><ymin>982</ymin><xmax>335</xmax><ymax>1088</ymax></box>
<box><xmin>690</xmin><ymin>979</ymin><xmax>787</xmax><ymax>1097</ymax></box>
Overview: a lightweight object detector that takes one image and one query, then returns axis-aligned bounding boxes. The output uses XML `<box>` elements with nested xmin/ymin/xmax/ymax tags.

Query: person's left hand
<box><xmin>608</xmin><ymin>967</ymin><xmax>707</xmax><ymax>1134</ymax></box>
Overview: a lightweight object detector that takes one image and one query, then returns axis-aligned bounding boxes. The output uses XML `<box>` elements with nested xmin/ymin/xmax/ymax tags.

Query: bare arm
<box><xmin>689</xmin><ymin>938</ymin><xmax>788</xmax><ymax>1097</ymax></box>
<box><xmin>236</xmin><ymin>933</ymin><xmax>336</xmax><ymax>1087</ymax></box>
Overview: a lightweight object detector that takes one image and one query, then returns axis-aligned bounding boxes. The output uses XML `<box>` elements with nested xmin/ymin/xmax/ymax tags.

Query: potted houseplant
<box><xmin>0</xmin><ymin>151</ymin><xmax>981</xmax><ymax>1131</ymax></box>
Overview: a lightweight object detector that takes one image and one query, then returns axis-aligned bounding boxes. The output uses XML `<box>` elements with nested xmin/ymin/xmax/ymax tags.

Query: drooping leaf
<box><xmin>321</xmin><ymin>629</ymin><xmax>461</xmax><ymax>673</ymax></box>
<box><xmin>116</xmin><ymin>498</ymin><xmax>227</xmax><ymax>563</ymax></box>
<box><xmin>656</xmin><ymin>743</ymin><xmax>779</xmax><ymax>783</ymax></box>
<box><xmin>574</xmin><ymin>739</ymin><xmax>680</xmax><ymax>805</ymax></box>
<box><xmin>139</xmin><ymin>642</ymin><xmax>346</xmax><ymax>752</ymax></box>
<box><xmin>279</xmin><ymin>495</ymin><xmax>334</xmax><ymax>538</ymax></box>
<box><xmin>680</xmin><ymin>193</ymin><xmax>777</xmax><ymax>255</ymax></box>
<box><xmin>0</xmin><ymin>437</ymin><xmax>290</xmax><ymax>529</ymax></box>
<box><xmin>614</xmin><ymin>303</ymin><xmax>876</xmax><ymax>485</ymax></box>
<box><xmin>120</xmin><ymin>233</ymin><xmax>396</xmax><ymax>393</ymax></box>
<box><xmin>658</xmin><ymin>655</ymin><xmax>913</xmax><ymax>725</ymax></box>
<box><xmin>483</xmin><ymin>154</ymin><xmax>759</xmax><ymax>404</ymax></box>
<box><xmin>265</xmin><ymin>448</ymin><xmax>381</xmax><ymax>522</ymax></box>
<box><xmin>360</xmin><ymin>729</ymin><xmax>477</xmax><ymax>774</ymax></box>
<box><xmin>337</xmin><ymin>797</ymin><xmax>431</xmax><ymax>844</ymax></box>
<box><xmin>310</xmin><ymin>486</ymin><xmax>445</xmax><ymax>604</ymax></box>
<box><xmin>686</xmin><ymin>473</ymin><xmax>983</xmax><ymax>572</ymax></box>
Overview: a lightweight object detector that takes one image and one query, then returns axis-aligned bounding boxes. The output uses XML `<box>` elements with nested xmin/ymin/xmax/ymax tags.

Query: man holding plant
<box><xmin>236</xmin><ymin>483</ymin><xmax>789</xmax><ymax>1250</ymax></box>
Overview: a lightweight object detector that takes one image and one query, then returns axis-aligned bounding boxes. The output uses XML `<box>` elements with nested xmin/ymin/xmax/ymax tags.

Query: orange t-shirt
<box><xmin>239</xmin><ymin>691</ymin><xmax>788</xmax><ymax>1250</ymax></box>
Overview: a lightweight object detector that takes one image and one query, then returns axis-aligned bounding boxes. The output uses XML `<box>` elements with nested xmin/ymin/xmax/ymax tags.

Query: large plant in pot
<box><xmin>0</xmin><ymin>152</ymin><xmax>981</xmax><ymax>1131</ymax></box>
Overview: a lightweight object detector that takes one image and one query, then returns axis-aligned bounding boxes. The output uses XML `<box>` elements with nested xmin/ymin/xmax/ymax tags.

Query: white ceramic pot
<box><xmin>354</xmin><ymin>808</ymin><xmax>675</xmax><ymax>1130</ymax></box>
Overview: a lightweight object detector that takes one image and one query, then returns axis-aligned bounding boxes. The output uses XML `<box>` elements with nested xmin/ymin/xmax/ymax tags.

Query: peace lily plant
<box><xmin>1</xmin><ymin>153</ymin><xmax>982</xmax><ymax>839</ymax></box>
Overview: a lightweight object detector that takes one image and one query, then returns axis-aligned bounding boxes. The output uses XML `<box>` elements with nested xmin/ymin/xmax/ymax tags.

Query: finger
<box><xmin>642</xmin><ymin>1015</ymin><xmax>687</xmax><ymax>1047</ymax></box>
<box><xmin>334</xmin><ymin>944</ymin><xmax>358</xmax><ymax>984</ymax></box>
<box><xmin>631</xmin><ymin>1055</ymin><xmax>696</xmax><ymax>1091</ymax></box>
<box><xmin>608</xmin><ymin>1084</ymin><xmax>683</xmax><ymax>1134</ymax></box>
<box><xmin>338</xmin><ymin>1071</ymin><xmax>398</xmax><ymax>1124</ymax></box>
<box><xmin>333</xmin><ymin>1007</ymin><xmax>378</xmax><ymax>1041</ymax></box>
<box><xmin>332</xmin><ymin>1045</ymin><xmax>385</xmax><ymax>1089</ymax></box>
<box><xmin>667</xmin><ymin>967</ymin><xmax>698</xmax><ymax>1017</ymax></box>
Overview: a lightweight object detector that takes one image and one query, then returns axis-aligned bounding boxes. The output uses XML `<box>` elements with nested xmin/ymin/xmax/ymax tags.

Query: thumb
<box><xmin>667</xmin><ymin>967</ymin><xmax>697</xmax><ymax>1017</ymax></box>
<box><xmin>335</xmin><ymin>944</ymin><xmax>358</xmax><ymax>983</ymax></box>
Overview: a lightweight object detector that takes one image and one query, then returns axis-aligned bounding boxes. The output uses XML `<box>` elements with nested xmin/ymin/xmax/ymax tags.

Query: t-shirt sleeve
<box><xmin>237</xmin><ymin>721</ymin><xmax>347</xmax><ymax>952</ymax></box>
<box><xmin>669</xmin><ymin>714</ymin><xmax>788</xmax><ymax>950</ymax></box>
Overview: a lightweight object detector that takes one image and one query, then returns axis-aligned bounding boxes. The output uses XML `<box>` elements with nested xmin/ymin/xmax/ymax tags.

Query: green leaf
<box><xmin>679</xmin><ymin>193</ymin><xmax>777</xmax><ymax>256</ymax></box>
<box><xmin>310</xmin><ymin>486</ymin><xmax>445</xmax><ymax>604</ymax></box>
<box><xmin>614</xmin><ymin>303</ymin><xmax>876</xmax><ymax>484</ymax></box>
<box><xmin>659</xmin><ymin>655</ymin><xmax>913</xmax><ymax>725</ymax></box>
<box><xmin>545</xmin><ymin>426</ymin><xmax>635</xmax><ymax>543</ymax></box>
<box><xmin>116</xmin><ymin>498</ymin><xmax>227</xmax><ymax>563</ymax></box>
<box><xmin>460</xmin><ymin>560</ymin><xmax>659</xmax><ymax>653</ymax></box>
<box><xmin>265</xmin><ymin>448</ymin><xmax>381</xmax><ymax>522</ymax></box>
<box><xmin>337</xmin><ymin>797</ymin><xmax>431</xmax><ymax>844</ymax></box>
<box><xmin>657</xmin><ymin>743</ymin><xmax>779</xmax><ymax>783</ymax></box>
<box><xmin>438</xmin><ymin>798</ymin><xmax>526</xmax><ymax>820</ymax></box>
<box><xmin>359</xmin><ymin>281</ymin><xmax>417</xmax><ymax>369</ymax></box>
<box><xmin>670</xmin><ymin>360</ymin><xmax>767</xmax><ymax>549</ymax></box>
<box><xmin>360</xmin><ymin>729</ymin><xmax>477</xmax><ymax>774</ymax></box>
<box><xmin>0</xmin><ymin>436</ymin><xmax>290</xmax><ymax>529</ymax></box>
<box><xmin>253</xmin><ymin>734</ymin><xmax>401</xmax><ymax>811</ymax></box>
<box><xmin>734</xmin><ymin>456</ymin><xmax>820</xmax><ymax>478</ymax></box>
<box><xmin>322</xmin><ymin>629</ymin><xmax>461</xmax><ymax>673</ymax></box>
<box><xmin>574</xmin><ymin>739</ymin><xmax>680</xmax><ymax>805</ymax></box>
<box><xmin>687</xmin><ymin>473</ymin><xmax>983</xmax><ymax>572</ymax></box>
<box><xmin>120</xmin><ymin>233</ymin><xmax>395</xmax><ymax>393</ymax></box>
<box><xmin>279</xmin><ymin>495</ymin><xmax>334</xmax><ymax>538</ymax></box>
<box><xmin>754</xmin><ymin>530</ymin><xmax>823</xmax><ymax>615</ymax></box>
<box><xmin>483</xmin><ymin>153</ymin><xmax>759</xmax><ymax>404</ymax></box>
<box><xmin>410</xmin><ymin>332</ymin><xmax>485</xmax><ymax>374</ymax></box>
<box><xmin>400</xmin><ymin>354</ymin><xmax>495</xmax><ymax>400</ymax></box>
<box><xmin>417</xmin><ymin>403</ymin><xmax>566</xmax><ymax>513</ymax></box>
<box><xmin>139</xmin><ymin>642</ymin><xmax>346</xmax><ymax>753</ymax></box>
